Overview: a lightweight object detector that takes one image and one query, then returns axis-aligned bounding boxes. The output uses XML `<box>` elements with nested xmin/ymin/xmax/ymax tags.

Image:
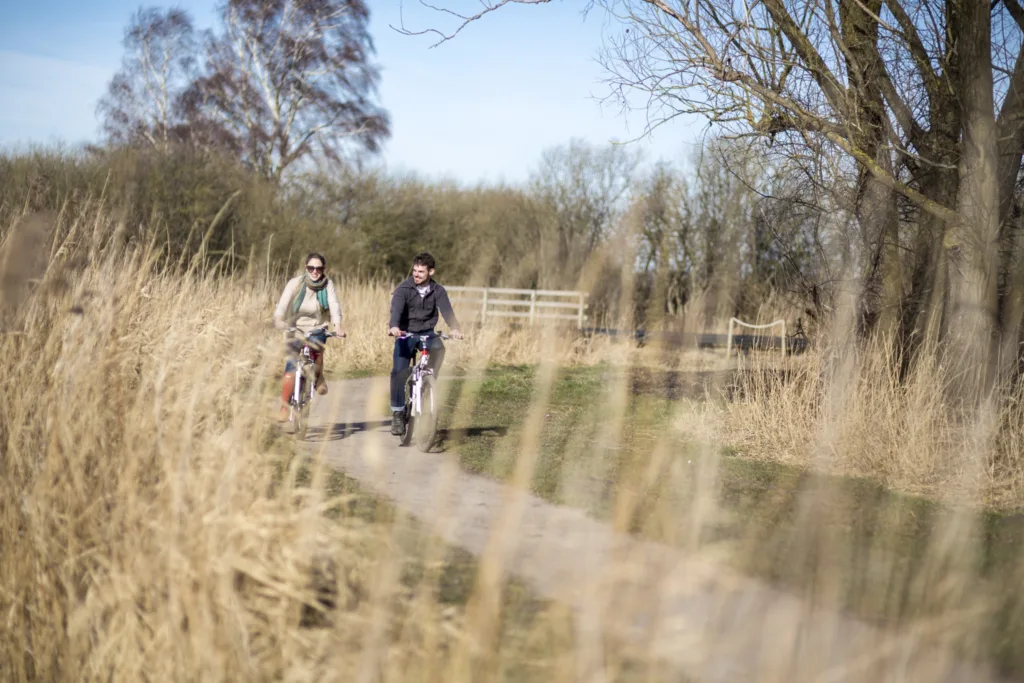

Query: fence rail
<box><xmin>726</xmin><ymin>317</ymin><xmax>787</xmax><ymax>358</ymax></box>
<box><xmin>446</xmin><ymin>286</ymin><xmax>589</xmax><ymax>328</ymax></box>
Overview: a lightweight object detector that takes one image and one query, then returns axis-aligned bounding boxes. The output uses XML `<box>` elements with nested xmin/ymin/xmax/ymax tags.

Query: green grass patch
<box><xmin>437</xmin><ymin>364</ymin><xmax>675</xmax><ymax>504</ymax></box>
<box><xmin>330</xmin><ymin>367</ymin><xmax>381</xmax><ymax>380</ymax></box>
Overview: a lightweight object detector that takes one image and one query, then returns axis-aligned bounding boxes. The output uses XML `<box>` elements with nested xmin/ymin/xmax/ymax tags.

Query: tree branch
<box><xmin>882</xmin><ymin>0</ymin><xmax>942</xmax><ymax>106</ymax></box>
<box><xmin>391</xmin><ymin>0</ymin><xmax>552</xmax><ymax>48</ymax></box>
<box><xmin>1004</xmin><ymin>0</ymin><xmax>1024</xmax><ymax>32</ymax></box>
<box><xmin>824</xmin><ymin>128</ymin><xmax>957</xmax><ymax>225</ymax></box>
<box><xmin>761</xmin><ymin>0</ymin><xmax>848</xmax><ymax>114</ymax></box>
<box><xmin>996</xmin><ymin>41</ymin><xmax>1024</xmax><ymax>225</ymax></box>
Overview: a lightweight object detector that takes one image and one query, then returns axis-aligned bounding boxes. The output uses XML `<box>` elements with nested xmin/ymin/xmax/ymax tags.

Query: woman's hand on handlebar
<box><xmin>389</xmin><ymin>327</ymin><xmax>405</xmax><ymax>338</ymax></box>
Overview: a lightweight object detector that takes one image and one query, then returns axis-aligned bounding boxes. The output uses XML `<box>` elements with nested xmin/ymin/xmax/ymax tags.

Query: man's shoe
<box><xmin>315</xmin><ymin>375</ymin><xmax>328</xmax><ymax>396</ymax></box>
<box><xmin>390</xmin><ymin>411</ymin><xmax>406</xmax><ymax>436</ymax></box>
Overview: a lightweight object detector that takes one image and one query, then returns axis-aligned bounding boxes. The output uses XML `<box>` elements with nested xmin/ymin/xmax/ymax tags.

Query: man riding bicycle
<box><xmin>388</xmin><ymin>252</ymin><xmax>463</xmax><ymax>435</ymax></box>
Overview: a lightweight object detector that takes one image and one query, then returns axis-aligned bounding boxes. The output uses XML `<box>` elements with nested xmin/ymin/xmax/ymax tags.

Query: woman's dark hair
<box><xmin>305</xmin><ymin>252</ymin><xmax>327</xmax><ymax>269</ymax></box>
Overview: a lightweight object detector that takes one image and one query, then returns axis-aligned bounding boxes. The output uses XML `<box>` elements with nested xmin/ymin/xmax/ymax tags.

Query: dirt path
<box><xmin>302</xmin><ymin>376</ymin><xmax>1005</xmax><ymax>683</ymax></box>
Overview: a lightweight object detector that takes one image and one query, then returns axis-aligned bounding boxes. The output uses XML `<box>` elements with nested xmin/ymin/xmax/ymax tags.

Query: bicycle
<box><xmin>393</xmin><ymin>330</ymin><xmax>458</xmax><ymax>451</ymax></box>
<box><xmin>285</xmin><ymin>326</ymin><xmax>339</xmax><ymax>440</ymax></box>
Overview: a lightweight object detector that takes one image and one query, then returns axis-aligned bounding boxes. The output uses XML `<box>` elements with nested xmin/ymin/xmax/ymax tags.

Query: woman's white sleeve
<box><xmin>274</xmin><ymin>277</ymin><xmax>299</xmax><ymax>325</ymax></box>
<box><xmin>327</xmin><ymin>279</ymin><xmax>342</xmax><ymax>328</ymax></box>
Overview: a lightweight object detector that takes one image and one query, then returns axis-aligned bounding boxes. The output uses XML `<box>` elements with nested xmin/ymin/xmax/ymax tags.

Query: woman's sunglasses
<box><xmin>306</xmin><ymin>264</ymin><xmax>324</xmax><ymax>273</ymax></box>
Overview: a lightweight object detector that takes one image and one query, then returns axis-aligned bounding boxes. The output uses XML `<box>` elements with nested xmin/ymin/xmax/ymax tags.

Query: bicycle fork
<box><xmin>292</xmin><ymin>349</ymin><xmax>314</xmax><ymax>412</ymax></box>
<box><xmin>292</xmin><ymin>367</ymin><xmax>303</xmax><ymax>408</ymax></box>
<box><xmin>411</xmin><ymin>350</ymin><xmax>431</xmax><ymax>417</ymax></box>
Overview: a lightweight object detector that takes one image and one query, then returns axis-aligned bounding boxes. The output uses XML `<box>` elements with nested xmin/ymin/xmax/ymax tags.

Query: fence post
<box><xmin>577</xmin><ymin>293</ymin><xmax>585</xmax><ymax>329</ymax></box>
<box><xmin>529</xmin><ymin>291</ymin><xmax>537</xmax><ymax>325</ymax></box>
<box><xmin>481</xmin><ymin>287</ymin><xmax>489</xmax><ymax>325</ymax></box>
<box><xmin>726</xmin><ymin>318</ymin><xmax>735</xmax><ymax>358</ymax></box>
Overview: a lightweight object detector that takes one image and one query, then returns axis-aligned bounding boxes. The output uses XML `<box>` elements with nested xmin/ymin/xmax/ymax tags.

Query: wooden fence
<box><xmin>446</xmin><ymin>286</ymin><xmax>589</xmax><ymax>328</ymax></box>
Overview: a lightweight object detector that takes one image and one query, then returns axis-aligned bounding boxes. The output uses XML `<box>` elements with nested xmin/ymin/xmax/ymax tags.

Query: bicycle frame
<box><xmin>406</xmin><ymin>333</ymin><xmax>439</xmax><ymax>418</ymax></box>
<box><xmin>392</xmin><ymin>329</ymin><xmax>462</xmax><ymax>450</ymax></box>
<box><xmin>287</xmin><ymin>327</ymin><xmax>332</xmax><ymax>413</ymax></box>
<box><xmin>293</xmin><ymin>343</ymin><xmax>317</xmax><ymax>407</ymax></box>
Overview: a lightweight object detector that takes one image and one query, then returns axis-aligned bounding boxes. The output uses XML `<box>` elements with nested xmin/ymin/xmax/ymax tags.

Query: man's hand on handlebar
<box><xmin>388</xmin><ymin>327</ymin><xmax>465</xmax><ymax>340</ymax></box>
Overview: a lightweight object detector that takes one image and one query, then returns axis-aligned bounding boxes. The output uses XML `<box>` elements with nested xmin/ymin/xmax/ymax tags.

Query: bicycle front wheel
<box><xmin>293</xmin><ymin>369</ymin><xmax>312</xmax><ymax>441</ymax></box>
<box><xmin>414</xmin><ymin>375</ymin><xmax>438</xmax><ymax>452</ymax></box>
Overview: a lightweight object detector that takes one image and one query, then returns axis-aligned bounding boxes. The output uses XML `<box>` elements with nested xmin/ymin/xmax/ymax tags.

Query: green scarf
<box><xmin>290</xmin><ymin>273</ymin><xmax>330</xmax><ymax>316</ymax></box>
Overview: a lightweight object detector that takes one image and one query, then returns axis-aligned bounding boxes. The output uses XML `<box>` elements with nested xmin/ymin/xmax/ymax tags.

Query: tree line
<box><xmin>0</xmin><ymin>135</ymin><xmax>830</xmax><ymax>331</ymax></box>
<box><xmin>19</xmin><ymin>0</ymin><xmax>970</xmax><ymax>338</ymax></box>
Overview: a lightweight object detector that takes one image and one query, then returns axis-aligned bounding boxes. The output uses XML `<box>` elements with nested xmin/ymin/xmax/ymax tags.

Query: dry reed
<box><xmin>2</xmin><ymin>204</ymin><xmax>1022</xmax><ymax>682</ymax></box>
<box><xmin>711</xmin><ymin>340</ymin><xmax>1024</xmax><ymax>508</ymax></box>
<box><xmin>0</xmin><ymin>210</ymin><xmax>473</xmax><ymax>681</ymax></box>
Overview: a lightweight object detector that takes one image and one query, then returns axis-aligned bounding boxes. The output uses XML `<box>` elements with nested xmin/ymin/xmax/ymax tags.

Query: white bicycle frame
<box><xmin>405</xmin><ymin>333</ymin><xmax>444</xmax><ymax>418</ymax></box>
<box><xmin>293</xmin><ymin>345</ymin><xmax>316</xmax><ymax>407</ymax></box>
<box><xmin>409</xmin><ymin>346</ymin><xmax>433</xmax><ymax>417</ymax></box>
<box><xmin>288</xmin><ymin>328</ymin><xmax>330</xmax><ymax>418</ymax></box>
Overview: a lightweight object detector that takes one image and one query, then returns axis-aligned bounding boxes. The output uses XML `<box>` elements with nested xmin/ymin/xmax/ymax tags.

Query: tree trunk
<box><xmin>947</xmin><ymin>0</ymin><xmax>1001</xmax><ymax>401</ymax></box>
<box><xmin>840</xmin><ymin>0</ymin><xmax>900</xmax><ymax>338</ymax></box>
<box><xmin>996</xmin><ymin>209</ymin><xmax>1024</xmax><ymax>378</ymax></box>
<box><xmin>898</xmin><ymin>167</ymin><xmax>959</xmax><ymax>377</ymax></box>
<box><xmin>994</xmin><ymin>40</ymin><xmax>1024</xmax><ymax>377</ymax></box>
<box><xmin>855</xmin><ymin>161</ymin><xmax>900</xmax><ymax>337</ymax></box>
<box><xmin>894</xmin><ymin>0</ymin><xmax>963</xmax><ymax>380</ymax></box>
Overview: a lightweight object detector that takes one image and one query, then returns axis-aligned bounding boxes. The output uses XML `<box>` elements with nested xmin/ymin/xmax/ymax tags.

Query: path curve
<box><xmin>302</xmin><ymin>376</ymin><xmax>1007</xmax><ymax>683</ymax></box>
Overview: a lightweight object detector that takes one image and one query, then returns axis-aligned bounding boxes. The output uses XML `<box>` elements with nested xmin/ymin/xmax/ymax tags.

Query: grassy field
<box><xmin>435</xmin><ymin>363</ymin><xmax>1024</xmax><ymax>676</ymax></box>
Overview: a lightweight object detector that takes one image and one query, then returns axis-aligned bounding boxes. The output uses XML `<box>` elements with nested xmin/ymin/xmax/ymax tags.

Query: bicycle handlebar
<box><xmin>287</xmin><ymin>326</ymin><xmax>342</xmax><ymax>340</ymax></box>
<box><xmin>391</xmin><ymin>331</ymin><xmax>464</xmax><ymax>341</ymax></box>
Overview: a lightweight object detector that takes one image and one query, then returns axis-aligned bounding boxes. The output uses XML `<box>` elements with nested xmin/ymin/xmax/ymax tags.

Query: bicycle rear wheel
<box><xmin>414</xmin><ymin>375</ymin><xmax>438</xmax><ymax>452</ymax></box>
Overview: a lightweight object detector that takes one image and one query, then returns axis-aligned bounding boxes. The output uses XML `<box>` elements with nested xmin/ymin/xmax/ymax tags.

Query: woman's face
<box><xmin>306</xmin><ymin>259</ymin><xmax>324</xmax><ymax>282</ymax></box>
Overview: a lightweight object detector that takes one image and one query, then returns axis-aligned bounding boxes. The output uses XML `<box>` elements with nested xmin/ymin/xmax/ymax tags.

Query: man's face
<box><xmin>411</xmin><ymin>263</ymin><xmax>433</xmax><ymax>285</ymax></box>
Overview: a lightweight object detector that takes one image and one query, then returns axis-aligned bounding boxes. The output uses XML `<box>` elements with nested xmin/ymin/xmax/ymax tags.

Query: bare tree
<box><xmin>96</xmin><ymin>7</ymin><xmax>198</xmax><ymax>149</ymax></box>
<box><xmin>529</xmin><ymin>138</ymin><xmax>642</xmax><ymax>288</ymax></box>
<box><xmin>406</xmin><ymin>0</ymin><xmax>1024</xmax><ymax>385</ymax></box>
<box><xmin>182</xmin><ymin>0</ymin><xmax>389</xmax><ymax>181</ymax></box>
<box><xmin>632</xmin><ymin>161</ymin><xmax>690</xmax><ymax>323</ymax></box>
<box><xmin>593</xmin><ymin>0</ymin><xmax>1014</xmax><ymax>361</ymax></box>
<box><xmin>630</xmin><ymin>139</ymin><xmax>836</xmax><ymax>328</ymax></box>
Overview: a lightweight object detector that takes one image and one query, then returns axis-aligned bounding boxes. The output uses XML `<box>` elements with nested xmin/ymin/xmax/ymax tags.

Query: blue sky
<box><xmin>0</xmin><ymin>0</ymin><xmax>707</xmax><ymax>185</ymax></box>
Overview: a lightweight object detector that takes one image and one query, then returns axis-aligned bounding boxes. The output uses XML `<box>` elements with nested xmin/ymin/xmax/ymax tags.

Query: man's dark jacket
<box><xmin>389</xmin><ymin>277</ymin><xmax>460</xmax><ymax>334</ymax></box>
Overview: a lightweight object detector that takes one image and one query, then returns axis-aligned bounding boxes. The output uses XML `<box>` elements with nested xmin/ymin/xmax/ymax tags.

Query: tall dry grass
<box><xmin>3</xmin><ymin>202</ymin><xmax>1023</xmax><ymax>682</ymax></box>
<box><xmin>0</xmin><ymin>207</ymin><xmax>657</xmax><ymax>682</ymax></box>
<box><xmin>0</xmin><ymin>210</ymin><xmax>506</xmax><ymax>681</ymax></box>
<box><xmin>710</xmin><ymin>340</ymin><xmax>1024</xmax><ymax>508</ymax></box>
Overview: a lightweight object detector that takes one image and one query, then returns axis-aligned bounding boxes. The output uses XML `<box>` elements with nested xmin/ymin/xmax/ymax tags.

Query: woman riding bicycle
<box><xmin>273</xmin><ymin>252</ymin><xmax>345</xmax><ymax>420</ymax></box>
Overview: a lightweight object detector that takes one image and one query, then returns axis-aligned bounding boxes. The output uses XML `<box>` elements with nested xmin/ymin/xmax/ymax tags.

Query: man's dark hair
<box><xmin>305</xmin><ymin>252</ymin><xmax>327</xmax><ymax>268</ymax></box>
<box><xmin>412</xmin><ymin>252</ymin><xmax>435</xmax><ymax>270</ymax></box>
